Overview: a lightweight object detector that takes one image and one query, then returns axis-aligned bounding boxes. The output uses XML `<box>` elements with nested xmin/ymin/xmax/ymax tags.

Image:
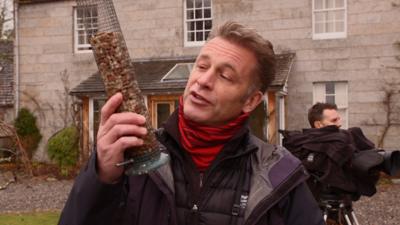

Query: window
<box><xmin>312</xmin><ymin>0</ymin><xmax>346</xmax><ymax>40</ymax></box>
<box><xmin>184</xmin><ymin>0</ymin><xmax>212</xmax><ymax>47</ymax></box>
<box><xmin>161</xmin><ymin>63</ymin><xmax>193</xmax><ymax>82</ymax></box>
<box><xmin>74</xmin><ymin>6</ymin><xmax>98</xmax><ymax>53</ymax></box>
<box><xmin>90</xmin><ymin>98</ymin><xmax>106</xmax><ymax>147</ymax></box>
<box><xmin>92</xmin><ymin>98</ymin><xmax>106</xmax><ymax>144</ymax></box>
<box><xmin>313</xmin><ymin>81</ymin><xmax>348</xmax><ymax>128</ymax></box>
<box><xmin>148</xmin><ymin>96</ymin><xmax>180</xmax><ymax>128</ymax></box>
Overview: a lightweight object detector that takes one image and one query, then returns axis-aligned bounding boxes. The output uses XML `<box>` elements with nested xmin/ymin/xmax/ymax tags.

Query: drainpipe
<box><xmin>13</xmin><ymin>1</ymin><xmax>19</xmax><ymax>116</ymax></box>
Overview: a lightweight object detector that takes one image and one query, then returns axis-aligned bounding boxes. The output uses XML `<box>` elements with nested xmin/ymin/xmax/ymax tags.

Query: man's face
<box><xmin>315</xmin><ymin>109</ymin><xmax>342</xmax><ymax>128</ymax></box>
<box><xmin>182</xmin><ymin>37</ymin><xmax>263</xmax><ymax>126</ymax></box>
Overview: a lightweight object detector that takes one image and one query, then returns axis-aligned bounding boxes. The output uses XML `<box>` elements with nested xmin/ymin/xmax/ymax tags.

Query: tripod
<box><xmin>319</xmin><ymin>193</ymin><xmax>360</xmax><ymax>225</ymax></box>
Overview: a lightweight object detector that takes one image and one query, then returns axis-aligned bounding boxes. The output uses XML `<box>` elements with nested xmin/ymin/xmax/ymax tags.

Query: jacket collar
<box><xmin>244</xmin><ymin>140</ymin><xmax>308</xmax><ymax>221</ymax></box>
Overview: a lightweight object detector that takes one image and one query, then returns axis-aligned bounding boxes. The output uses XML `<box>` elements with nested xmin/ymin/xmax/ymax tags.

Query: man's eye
<box><xmin>220</xmin><ymin>73</ymin><xmax>232</xmax><ymax>81</ymax></box>
<box><xmin>197</xmin><ymin>65</ymin><xmax>207</xmax><ymax>70</ymax></box>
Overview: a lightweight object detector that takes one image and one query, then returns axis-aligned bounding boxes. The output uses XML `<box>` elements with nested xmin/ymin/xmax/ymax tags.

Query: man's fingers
<box><xmin>111</xmin><ymin>136</ymin><xmax>144</xmax><ymax>154</ymax></box>
<box><xmin>98</xmin><ymin>112</ymin><xmax>146</xmax><ymax>139</ymax></box>
<box><xmin>103</xmin><ymin>124</ymin><xmax>148</xmax><ymax>144</ymax></box>
<box><xmin>100</xmin><ymin>93</ymin><xmax>123</xmax><ymax>126</ymax></box>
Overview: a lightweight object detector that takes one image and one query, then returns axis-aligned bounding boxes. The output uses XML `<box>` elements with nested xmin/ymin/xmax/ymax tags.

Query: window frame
<box><xmin>183</xmin><ymin>0</ymin><xmax>213</xmax><ymax>47</ymax></box>
<box><xmin>148</xmin><ymin>95</ymin><xmax>180</xmax><ymax>128</ymax></box>
<box><xmin>89</xmin><ymin>97</ymin><xmax>107</xmax><ymax>148</ymax></box>
<box><xmin>161</xmin><ymin>63</ymin><xmax>194</xmax><ymax>82</ymax></box>
<box><xmin>73</xmin><ymin>5</ymin><xmax>98</xmax><ymax>53</ymax></box>
<box><xmin>312</xmin><ymin>0</ymin><xmax>347</xmax><ymax>40</ymax></box>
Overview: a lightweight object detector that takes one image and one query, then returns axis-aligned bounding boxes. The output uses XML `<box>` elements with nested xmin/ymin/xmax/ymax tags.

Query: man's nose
<box><xmin>196</xmin><ymin>70</ymin><xmax>215</xmax><ymax>89</ymax></box>
<box><xmin>336</xmin><ymin>120</ymin><xmax>342</xmax><ymax>128</ymax></box>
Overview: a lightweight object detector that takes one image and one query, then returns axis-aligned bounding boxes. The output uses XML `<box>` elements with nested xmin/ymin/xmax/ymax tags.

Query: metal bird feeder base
<box><xmin>117</xmin><ymin>149</ymin><xmax>169</xmax><ymax>176</ymax></box>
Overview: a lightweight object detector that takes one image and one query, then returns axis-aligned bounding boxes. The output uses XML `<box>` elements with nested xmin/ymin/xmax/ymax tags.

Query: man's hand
<box><xmin>96</xmin><ymin>93</ymin><xmax>148</xmax><ymax>183</ymax></box>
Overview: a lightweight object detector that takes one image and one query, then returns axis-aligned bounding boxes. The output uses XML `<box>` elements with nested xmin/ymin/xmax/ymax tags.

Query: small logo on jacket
<box><xmin>240</xmin><ymin>194</ymin><xmax>249</xmax><ymax>209</ymax></box>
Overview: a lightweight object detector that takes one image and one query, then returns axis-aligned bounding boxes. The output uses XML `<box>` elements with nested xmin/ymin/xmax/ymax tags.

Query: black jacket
<box><xmin>58</xmin><ymin>111</ymin><xmax>324</xmax><ymax>225</ymax></box>
<box><xmin>281</xmin><ymin>126</ymin><xmax>383</xmax><ymax>199</ymax></box>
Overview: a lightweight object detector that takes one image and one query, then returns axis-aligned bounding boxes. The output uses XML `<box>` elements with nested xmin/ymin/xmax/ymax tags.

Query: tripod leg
<box><xmin>350</xmin><ymin>211</ymin><xmax>360</xmax><ymax>225</ymax></box>
<box><xmin>344</xmin><ymin>213</ymin><xmax>352</xmax><ymax>225</ymax></box>
<box><xmin>323</xmin><ymin>211</ymin><xmax>328</xmax><ymax>222</ymax></box>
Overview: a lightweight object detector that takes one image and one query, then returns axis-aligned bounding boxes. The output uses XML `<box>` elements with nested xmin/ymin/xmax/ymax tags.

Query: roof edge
<box><xmin>134</xmin><ymin>55</ymin><xmax>197</xmax><ymax>63</ymax></box>
<box><xmin>18</xmin><ymin>0</ymin><xmax>72</xmax><ymax>5</ymax></box>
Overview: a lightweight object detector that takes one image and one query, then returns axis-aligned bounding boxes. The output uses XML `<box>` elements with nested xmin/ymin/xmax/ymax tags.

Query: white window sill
<box><xmin>184</xmin><ymin>41</ymin><xmax>206</xmax><ymax>48</ymax></box>
<box><xmin>312</xmin><ymin>32</ymin><xmax>347</xmax><ymax>40</ymax></box>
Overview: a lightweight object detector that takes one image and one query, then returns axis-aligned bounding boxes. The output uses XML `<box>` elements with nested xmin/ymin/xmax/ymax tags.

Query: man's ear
<box><xmin>314</xmin><ymin>121</ymin><xmax>322</xmax><ymax>128</ymax></box>
<box><xmin>242</xmin><ymin>91</ymin><xmax>263</xmax><ymax>113</ymax></box>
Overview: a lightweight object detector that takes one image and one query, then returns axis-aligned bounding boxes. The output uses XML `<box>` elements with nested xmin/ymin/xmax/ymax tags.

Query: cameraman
<box><xmin>308</xmin><ymin>102</ymin><xmax>341</xmax><ymax>129</ymax></box>
<box><xmin>281</xmin><ymin>102</ymin><xmax>399</xmax><ymax>225</ymax></box>
<box><xmin>306</xmin><ymin>102</ymin><xmax>358</xmax><ymax>198</ymax></box>
<box><xmin>304</xmin><ymin>102</ymin><xmax>381</xmax><ymax>198</ymax></box>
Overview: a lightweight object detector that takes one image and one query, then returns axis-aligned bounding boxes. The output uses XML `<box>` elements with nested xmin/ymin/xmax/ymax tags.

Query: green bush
<box><xmin>14</xmin><ymin>108</ymin><xmax>42</xmax><ymax>159</ymax></box>
<box><xmin>47</xmin><ymin>125</ymin><xmax>79</xmax><ymax>175</ymax></box>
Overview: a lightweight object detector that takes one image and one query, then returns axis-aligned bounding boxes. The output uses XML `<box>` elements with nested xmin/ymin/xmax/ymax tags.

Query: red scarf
<box><xmin>178</xmin><ymin>98</ymin><xmax>249</xmax><ymax>172</ymax></box>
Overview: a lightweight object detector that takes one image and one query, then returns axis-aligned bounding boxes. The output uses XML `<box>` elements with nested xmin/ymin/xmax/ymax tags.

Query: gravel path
<box><xmin>0</xmin><ymin>177</ymin><xmax>73</xmax><ymax>213</ymax></box>
<box><xmin>0</xmin><ymin>177</ymin><xmax>399</xmax><ymax>225</ymax></box>
<box><xmin>354</xmin><ymin>183</ymin><xmax>400</xmax><ymax>225</ymax></box>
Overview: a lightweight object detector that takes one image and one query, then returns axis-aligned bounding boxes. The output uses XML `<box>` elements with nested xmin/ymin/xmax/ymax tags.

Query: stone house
<box><xmin>12</xmin><ymin>0</ymin><xmax>400</xmax><ymax>160</ymax></box>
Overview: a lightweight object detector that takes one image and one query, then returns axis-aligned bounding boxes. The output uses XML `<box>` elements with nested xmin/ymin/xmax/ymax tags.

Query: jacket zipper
<box><xmin>192</xmin><ymin>204</ymin><xmax>199</xmax><ymax>211</ymax></box>
<box><xmin>199</xmin><ymin>173</ymin><xmax>203</xmax><ymax>188</ymax></box>
<box><xmin>195</xmin><ymin>146</ymin><xmax>258</xmax><ymax>212</ymax></box>
<box><xmin>158</xmin><ymin>128</ymin><xmax>257</xmax><ymax>222</ymax></box>
<box><xmin>190</xmin><ymin>173</ymin><xmax>202</xmax><ymax>215</ymax></box>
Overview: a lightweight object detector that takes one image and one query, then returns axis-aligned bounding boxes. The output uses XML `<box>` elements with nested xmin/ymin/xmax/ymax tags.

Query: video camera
<box><xmin>279</xmin><ymin>126</ymin><xmax>400</xmax><ymax>225</ymax></box>
<box><xmin>279</xmin><ymin>126</ymin><xmax>400</xmax><ymax>199</ymax></box>
<box><xmin>377</xmin><ymin>150</ymin><xmax>400</xmax><ymax>176</ymax></box>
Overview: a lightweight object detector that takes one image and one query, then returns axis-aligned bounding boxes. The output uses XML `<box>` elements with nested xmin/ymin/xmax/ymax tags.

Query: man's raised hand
<box><xmin>96</xmin><ymin>93</ymin><xmax>148</xmax><ymax>183</ymax></box>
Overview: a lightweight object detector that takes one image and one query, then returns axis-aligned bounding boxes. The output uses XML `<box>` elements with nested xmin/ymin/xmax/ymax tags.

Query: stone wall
<box><xmin>18</xmin><ymin>1</ymin><xmax>97</xmax><ymax>160</ymax></box>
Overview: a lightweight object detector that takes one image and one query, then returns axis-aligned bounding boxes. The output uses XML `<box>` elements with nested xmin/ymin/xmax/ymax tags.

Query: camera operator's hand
<box><xmin>96</xmin><ymin>93</ymin><xmax>148</xmax><ymax>184</ymax></box>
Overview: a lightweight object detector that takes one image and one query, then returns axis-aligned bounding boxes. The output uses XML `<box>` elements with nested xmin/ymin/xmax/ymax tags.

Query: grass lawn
<box><xmin>0</xmin><ymin>212</ymin><xmax>60</xmax><ymax>225</ymax></box>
